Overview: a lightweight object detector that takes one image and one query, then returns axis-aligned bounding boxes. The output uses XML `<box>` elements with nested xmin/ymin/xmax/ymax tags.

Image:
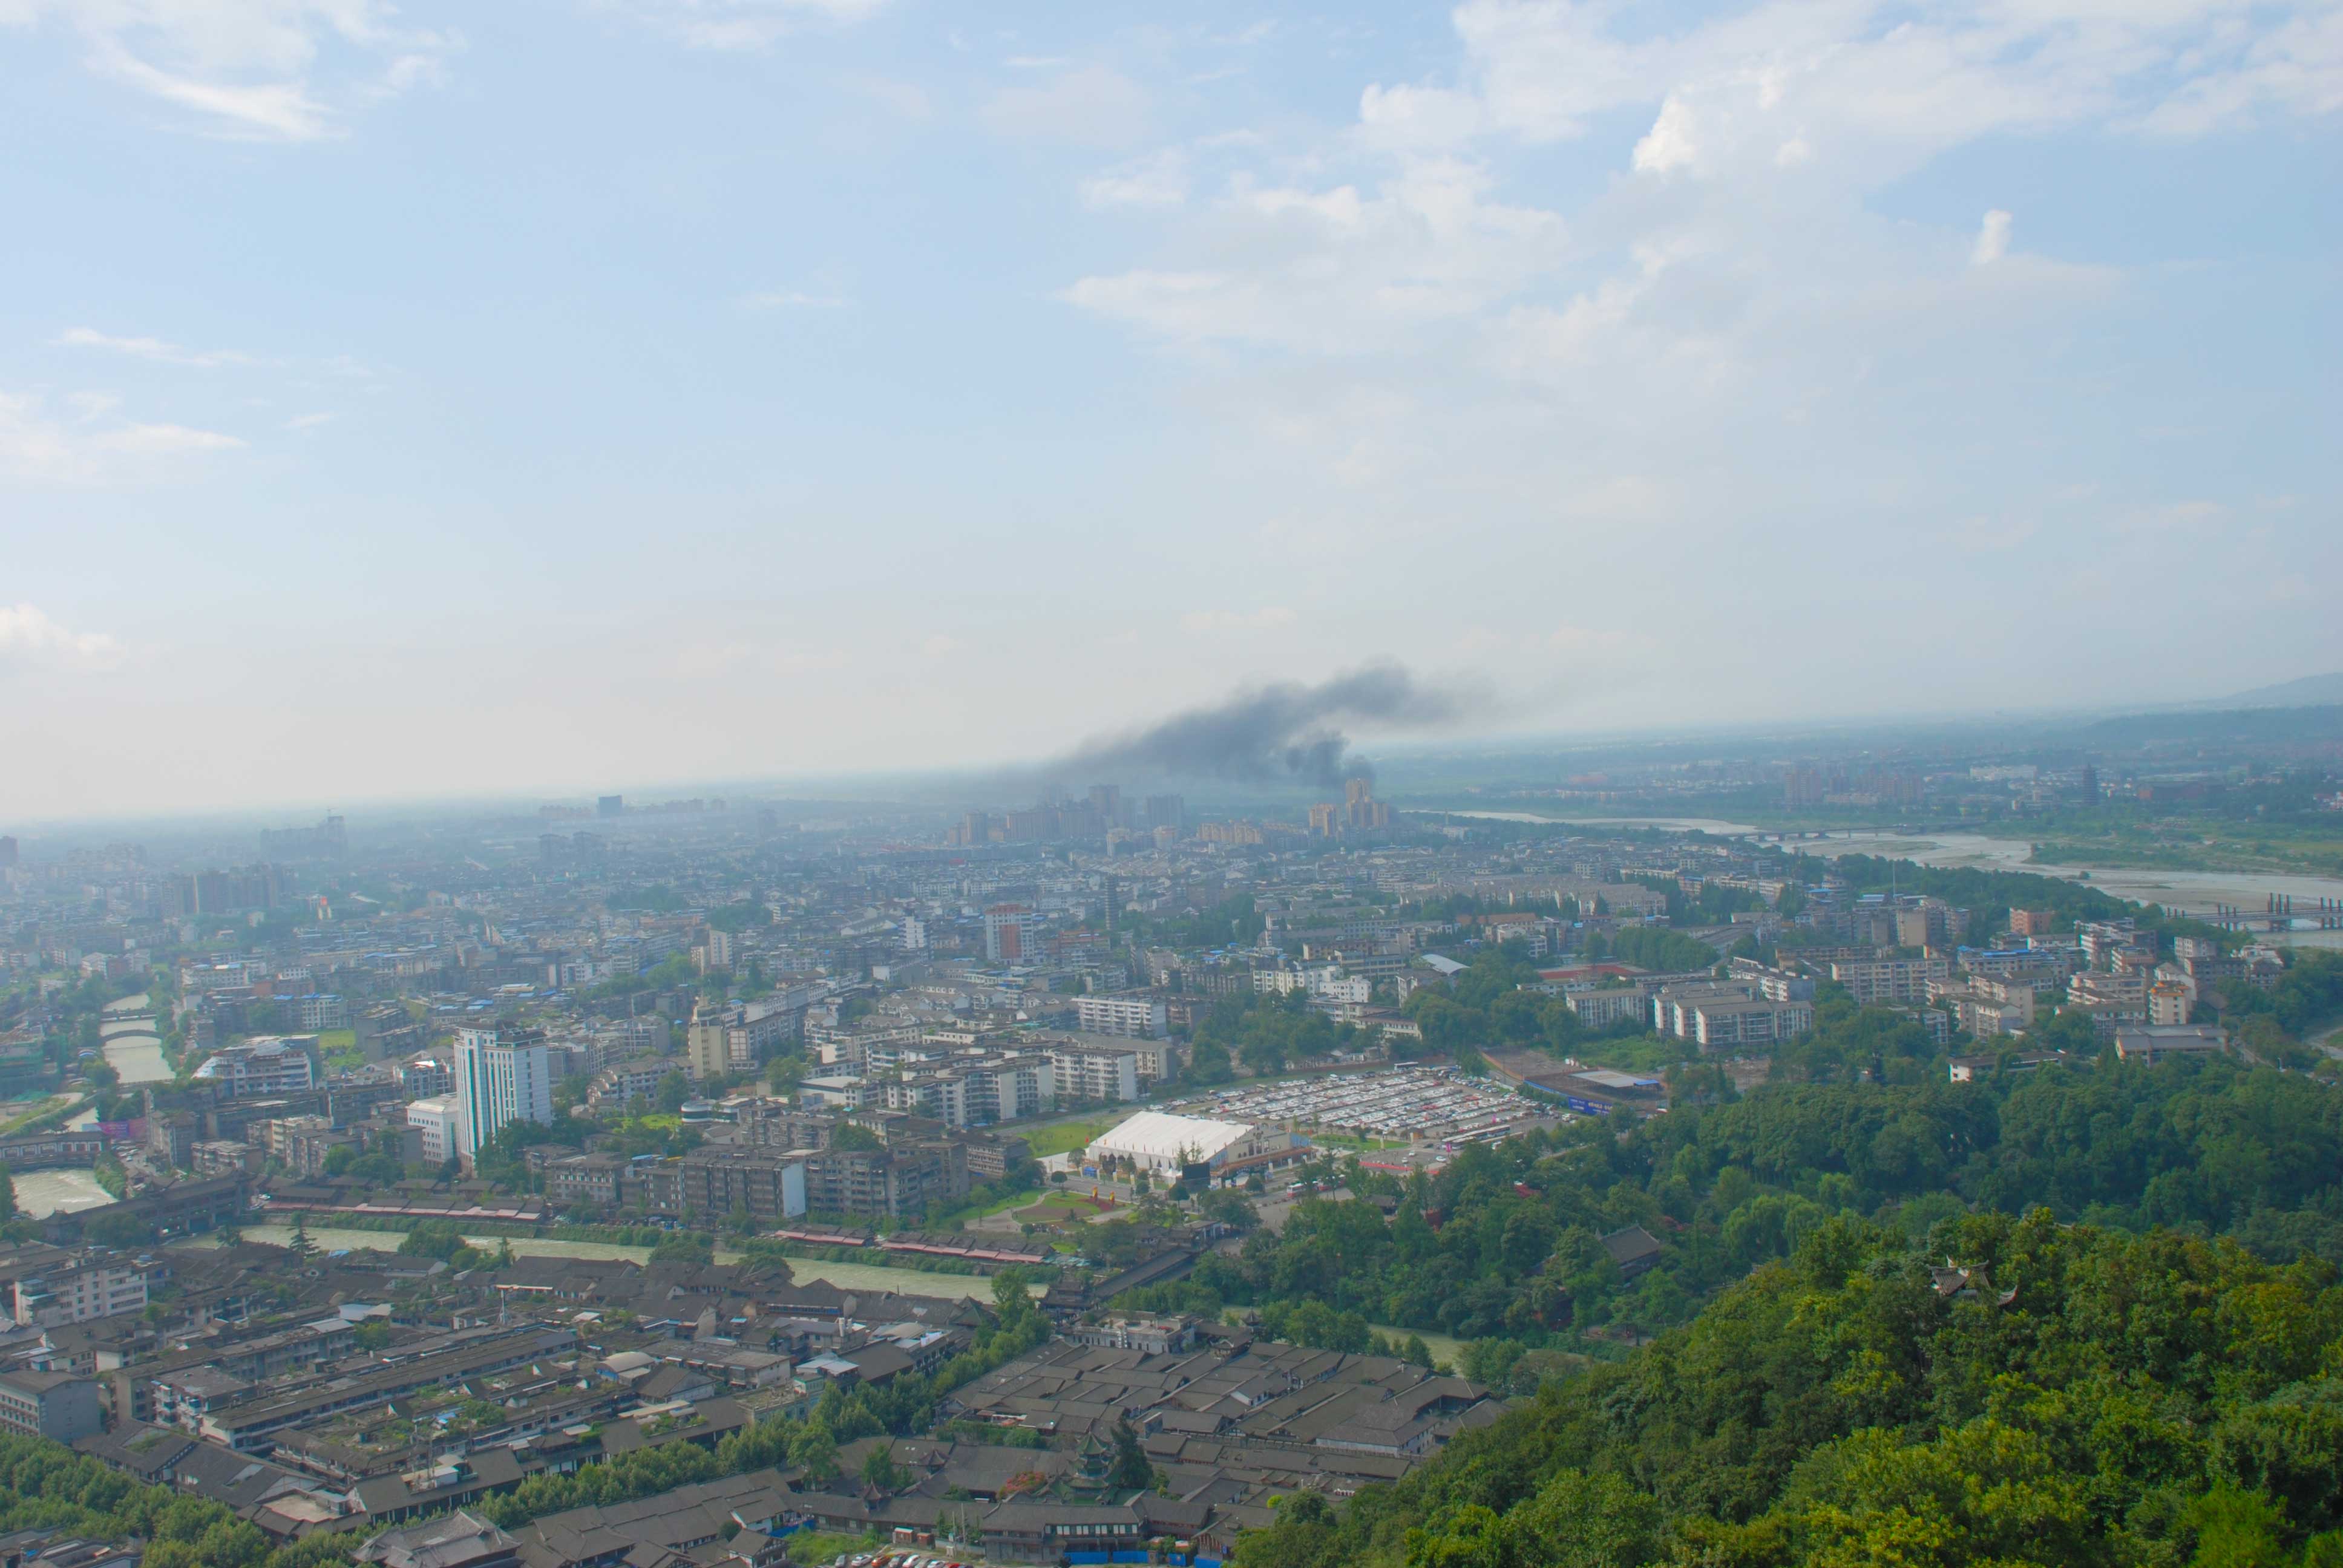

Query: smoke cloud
<box><xmin>1056</xmin><ymin>665</ymin><xmax>1476</xmax><ymax>788</ymax></box>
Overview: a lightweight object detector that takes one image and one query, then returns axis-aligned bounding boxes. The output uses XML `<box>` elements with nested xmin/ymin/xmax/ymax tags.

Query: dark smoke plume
<box><xmin>1056</xmin><ymin>665</ymin><xmax>1474</xmax><ymax>788</ymax></box>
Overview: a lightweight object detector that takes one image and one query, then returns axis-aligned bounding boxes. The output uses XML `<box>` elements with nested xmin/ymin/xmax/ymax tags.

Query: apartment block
<box><xmin>1074</xmin><ymin>994</ymin><xmax>1168</xmax><ymax>1039</ymax></box>
<box><xmin>1046</xmin><ymin>1040</ymin><xmax>1142</xmax><ymax>1103</ymax></box>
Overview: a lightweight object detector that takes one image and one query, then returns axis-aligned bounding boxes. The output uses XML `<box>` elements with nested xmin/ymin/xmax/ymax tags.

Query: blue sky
<box><xmin>2</xmin><ymin>0</ymin><xmax>2338</xmax><ymax>820</ymax></box>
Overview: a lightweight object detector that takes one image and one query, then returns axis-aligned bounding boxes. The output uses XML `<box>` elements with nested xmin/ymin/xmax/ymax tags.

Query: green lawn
<box><xmin>1021</xmin><ymin>1115</ymin><xmax>1119</xmax><ymax>1159</ymax></box>
<box><xmin>787</xmin><ymin>1530</ymin><xmax>883</xmax><ymax>1566</ymax></box>
<box><xmin>316</xmin><ymin>1028</ymin><xmax>363</xmax><ymax>1071</ymax></box>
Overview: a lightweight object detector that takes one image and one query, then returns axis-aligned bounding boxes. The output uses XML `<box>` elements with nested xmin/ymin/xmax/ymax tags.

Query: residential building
<box><xmin>1564</xmin><ymin>988</ymin><xmax>1649</xmax><ymax>1031</ymax></box>
<box><xmin>586</xmin><ymin>1057</ymin><xmax>670</xmax><ymax>1114</ymax></box>
<box><xmin>399</xmin><ymin>1056</ymin><xmax>454</xmax><ymax>1098</ymax></box>
<box><xmin>1074</xmin><ymin>994</ymin><xmax>1168</xmax><ymax>1039</ymax></box>
<box><xmin>637</xmin><ymin>1149</ymin><xmax>808</xmax><ymax>1224</ymax></box>
<box><xmin>0</xmin><ymin>1370</ymin><xmax>104</xmax><ymax>1442</ymax></box>
<box><xmin>2114</xmin><ymin>1024</ymin><xmax>2229</xmax><ymax>1065</ymax></box>
<box><xmin>193</xmin><ymin>1036</ymin><xmax>318</xmax><ymax>1098</ymax></box>
<box><xmin>1047</xmin><ymin>1039</ymin><xmax>1142</xmax><ymax>1103</ymax></box>
<box><xmin>983</xmin><ymin>904</ymin><xmax>1037</xmax><ymax>964</ymax></box>
<box><xmin>684</xmin><ymin>1002</ymin><xmax>729</xmax><ymax>1080</ymax></box>
<box><xmin>1829</xmin><ymin>956</ymin><xmax>1950</xmax><ymax>1005</ymax></box>
<box><xmin>1949</xmin><ymin>1050</ymin><xmax>2064</xmax><ymax>1083</ymax></box>
<box><xmin>406</xmin><ymin>1097</ymin><xmax>459</xmax><ymax>1166</ymax></box>
<box><xmin>797</xmin><ymin>1140</ymin><xmax>968</xmax><ymax>1221</ymax></box>
<box><xmin>11</xmin><ymin>1257</ymin><xmax>151</xmax><ymax>1328</ymax></box>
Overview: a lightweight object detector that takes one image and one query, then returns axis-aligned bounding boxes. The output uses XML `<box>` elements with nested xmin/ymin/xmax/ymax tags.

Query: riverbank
<box><xmin>12</xmin><ymin>1168</ymin><xmax>116</xmax><ymax>1219</ymax></box>
<box><xmin>1429</xmin><ymin>809</ymin><xmax>2343</xmax><ymax>942</ymax></box>
<box><xmin>186</xmin><ymin>1226</ymin><xmax>1026</xmax><ymax>1299</ymax></box>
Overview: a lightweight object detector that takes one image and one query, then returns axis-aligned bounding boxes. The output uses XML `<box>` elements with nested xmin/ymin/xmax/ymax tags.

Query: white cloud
<box><xmin>0</xmin><ymin>603</ymin><xmax>127</xmax><ymax>673</ymax></box>
<box><xmin>56</xmin><ymin>326</ymin><xmax>268</xmax><ymax>368</ymax></box>
<box><xmin>1066</xmin><ymin>158</ymin><xmax>1565</xmax><ymax>353</ymax></box>
<box><xmin>1425</xmin><ymin>0</ymin><xmax>2343</xmax><ymax>167</ymax></box>
<box><xmin>668</xmin><ymin>638</ymin><xmax>848</xmax><ymax>678</ymax></box>
<box><xmin>1973</xmin><ymin>209</ymin><xmax>2014</xmax><ymax>265</ymax></box>
<box><xmin>0</xmin><ymin>389</ymin><xmax>244</xmax><ymax>483</ymax></box>
<box><xmin>2117</xmin><ymin>499</ymin><xmax>2232</xmax><ymax>534</ymax></box>
<box><xmin>3</xmin><ymin>0</ymin><xmax>459</xmax><ymax>140</ymax></box>
<box><xmin>1630</xmin><ymin>96</ymin><xmax>1700</xmax><ymax>175</ymax></box>
<box><xmin>920</xmin><ymin>633</ymin><xmax>960</xmax><ymax>656</ymax></box>
<box><xmin>849</xmin><ymin>74</ymin><xmax>932</xmax><ymax>120</ymax></box>
<box><xmin>285</xmin><ymin>411</ymin><xmax>336</xmax><ymax>430</ymax></box>
<box><xmin>609</xmin><ymin>0</ymin><xmax>888</xmax><ymax>51</ymax></box>
<box><xmin>1955</xmin><ymin>514</ymin><xmax>2040</xmax><ymax>552</ymax></box>
<box><xmin>1180</xmin><ymin>606</ymin><xmax>1297</xmax><ymax>634</ymax></box>
<box><xmin>1081</xmin><ymin>149</ymin><xmax>1190</xmax><ymax>210</ymax></box>
<box><xmin>981</xmin><ymin>64</ymin><xmax>1150</xmax><ymax>147</ymax></box>
<box><xmin>741</xmin><ymin>289</ymin><xmax>848</xmax><ymax>309</ymax></box>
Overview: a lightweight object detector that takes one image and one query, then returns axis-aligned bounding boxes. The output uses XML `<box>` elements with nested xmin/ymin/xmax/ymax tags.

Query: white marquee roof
<box><xmin>1087</xmin><ymin>1110</ymin><xmax>1256</xmax><ymax>1163</ymax></box>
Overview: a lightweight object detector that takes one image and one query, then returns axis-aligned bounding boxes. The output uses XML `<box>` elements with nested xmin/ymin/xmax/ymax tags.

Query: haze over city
<box><xmin>4</xmin><ymin>0</ymin><xmax>2340</xmax><ymax>819</ymax></box>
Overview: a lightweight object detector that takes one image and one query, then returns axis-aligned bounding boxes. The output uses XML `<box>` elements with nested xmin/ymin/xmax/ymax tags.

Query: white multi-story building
<box><xmin>886</xmin><ymin>1050</ymin><xmax>1057</xmax><ymax>1128</ymax></box>
<box><xmin>192</xmin><ymin>1036</ymin><xmax>317</xmax><ymax>1098</ymax></box>
<box><xmin>11</xmin><ymin>1258</ymin><xmax>151</xmax><ymax>1328</ymax></box>
<box><xmin>294</xmin><ymin>994</ymin><xmax>349</xmax><ymax>1031</ymax></box>
<box><xmin>1829</xmin><ymin>957</ymin><xmax>1951</xmax><ymax>1005</ymax></box>
<box><xmin>453</xmin><ymin>1027</ymin><xmax>553</xmax><ymax>1170</ymax></box>
<box><xmin>1047</xmin><ymin>1040</ymin><xmax>1142</xmax><ymax>1103</ymax></box>
<box><xmin>407</xmin><ymin>1096</ymin><xmax>459</xmax><ymax>1165</ymax></box>
<box><xmin>1075</xmin><ymin>995</ymin><xmax>1168</xmax><ymax>1039</ymax></box>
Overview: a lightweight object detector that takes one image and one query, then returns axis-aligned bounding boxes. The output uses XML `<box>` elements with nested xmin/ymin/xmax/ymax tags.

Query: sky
<box><xmin>1</xmin><ymin>0</ymin><xmax>2339</xmax><ymax>823</ymax></box>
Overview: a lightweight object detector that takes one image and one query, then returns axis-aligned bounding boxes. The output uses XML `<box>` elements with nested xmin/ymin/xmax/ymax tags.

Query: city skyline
<box><xmin>4</xmin><ymin>0</ymin><xmax>2339</xmax><ymax>819</ymax></box>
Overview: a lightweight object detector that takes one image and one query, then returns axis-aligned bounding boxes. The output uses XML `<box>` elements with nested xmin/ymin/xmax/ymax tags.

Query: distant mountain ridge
<box><xmin>2200</xmin><ymin>671</ymin><xmax>2343</xmax><ymax>709</ymax></box>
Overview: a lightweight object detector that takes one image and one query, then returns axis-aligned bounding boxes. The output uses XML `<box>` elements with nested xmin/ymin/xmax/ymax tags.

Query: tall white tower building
<box><xmin>454</xmin><ymin>1025</ymin><xmax>553</xmax><ymax>1170</ymax></box>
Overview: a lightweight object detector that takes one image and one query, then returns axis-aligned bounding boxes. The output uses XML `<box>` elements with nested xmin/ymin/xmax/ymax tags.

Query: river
<box><xmin>1434</xmin><ymin>811</ymin><xmax>2343</xmax><ymax>945</ymax></box>
<box><xmin>1803</xmin><ymin>829</ymin><xmax>2343</xmax><ymax>946</ymax></box>
<box><xmin>185</xmin><ymin>1226</ymin><xmax>1023</xmax><ymax>1299</ymax></box>
<box><xmin>13</xmin><ymin>1168</ymin><xmax>116</xmax><ymax>1218</ymax></box>
<box><xmin>98</xmin><ymin>1014</ymin><xmax>172</xmax><ymax>1085</ymax></box>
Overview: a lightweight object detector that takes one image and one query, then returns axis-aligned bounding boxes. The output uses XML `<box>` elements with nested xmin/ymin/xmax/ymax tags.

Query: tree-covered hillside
<box><xmin>1187</xmin><ymin>1054</ymin><xmax>2343</xmax><ymax>1368</ymax></box>
<box><xmin>1234</xmin><ymin>1212</ymin><xmax>2343</xmax><ymax>1568</ymax></box>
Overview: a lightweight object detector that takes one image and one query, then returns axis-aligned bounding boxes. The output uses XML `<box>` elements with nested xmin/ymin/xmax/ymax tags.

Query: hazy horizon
<box><xmin>5</xmin><ymin>0</ymin><xmax>2338</xmax><ymax>821</ymax></box>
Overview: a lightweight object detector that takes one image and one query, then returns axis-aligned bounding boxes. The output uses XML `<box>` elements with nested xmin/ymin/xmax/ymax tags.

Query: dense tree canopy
<box><xmin>1234</xmin><ymin>1210</ymin><xmax>2343</xmax><ymax>1568</ymax></box>
<box><xmin>1193</xmin><ymin>1054</ymin><xmax>2343</xmax><ymax>1359</ymax></box>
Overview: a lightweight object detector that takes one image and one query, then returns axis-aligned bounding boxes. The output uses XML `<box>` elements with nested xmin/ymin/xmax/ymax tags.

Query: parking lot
<box><xmin>1170</xmin><ymin>1064</ymin><xmax>1543</xmax><ymax>1145</ymax></box>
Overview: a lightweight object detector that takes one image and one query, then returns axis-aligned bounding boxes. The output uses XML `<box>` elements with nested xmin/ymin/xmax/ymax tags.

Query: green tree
<box><xmin>862</xmin><ymin>1442</ymin><xmax>906</xmax><ymax>1492</ymax></box>
<box><xmin>1108</xmin><ymin>1419</ymin><xmax>1155</xmax><ymax>1491</ymax></box>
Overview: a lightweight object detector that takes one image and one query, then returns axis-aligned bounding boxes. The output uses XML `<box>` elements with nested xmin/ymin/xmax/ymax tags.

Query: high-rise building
<box><xmin>985</xmin><ymin>904</ymin><xmax>1036</xmax><ymax>964</ymax></box>
<box><xmin>685</xmin><ymin>1001</ymin><xmax>732</xmax><ymax>1079</ymax></box>
<box><xmin>454</xmin><ymin>1025</ymin><xmax>552</xmax><ymax>1169</ymax></box>
<box><xmin>1087</xmin><ymin>784</ymin><xmax>1123</xmax><ymax>827</ymax></box>
<box><xmin>597</xmin><ymin>795</ymin><xmax>624</xmax><ymax>817</ymax></box>
<box><xmin>1142</xmin><ymin>795</ymin><xmax>1184</xmax><ymax>833</ymax></box>
<box><xmin>0</xmin><ymin>836</ymin><xmax>19</xmax><ymax>869</ymax></box>
<box><xmin>172</xmin><ymin>863</ymin><xmax>285</xmax><ymax>916</ymax></box>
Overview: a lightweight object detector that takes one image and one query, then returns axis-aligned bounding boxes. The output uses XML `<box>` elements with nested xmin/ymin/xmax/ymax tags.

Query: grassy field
<box><xmin>1368</xmin><ymin>1322</ymin><xmax>1467</xmax><ymax>1370</ymax></box>
<box><xmin>787</xmin><ymin>1530</ymin><xmax>883</xmax><ymax>1566</ymax></box>
<box><xmin>1011</xmin><ymin>1191</ymin><xmax>1113</xmax><ymax>1227</ymax></box>
<box><xmin>316</xmin><ymin>1028</ymin><xmax>362</xmax><ymax>1071</ymax></box>
<box><xmin>1020</xmin><ymin>1114</ymin><xmax>1118</xmax><ymax>1159</ymax></box>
